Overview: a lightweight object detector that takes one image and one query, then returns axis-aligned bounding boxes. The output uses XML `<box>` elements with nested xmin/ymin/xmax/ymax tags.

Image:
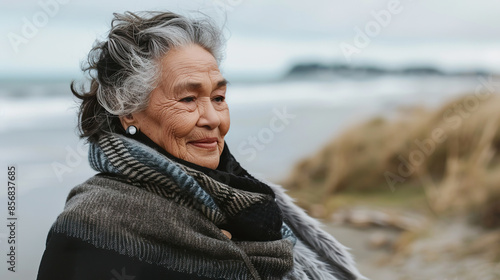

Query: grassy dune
<box><xmin>284</xmin><ymin>92</ymin><xmax>500</xmax><ymax>229</ymax></box>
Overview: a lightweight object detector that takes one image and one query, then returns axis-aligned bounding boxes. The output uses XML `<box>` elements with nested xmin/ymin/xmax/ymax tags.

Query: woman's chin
<box><xmin>185</xmin><ymin>148</ymin><xmax>220</xmax><ymax>169</ymax></box>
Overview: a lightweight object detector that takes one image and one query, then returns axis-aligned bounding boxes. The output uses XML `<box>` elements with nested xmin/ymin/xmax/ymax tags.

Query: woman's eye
<box><xmin>180</xmin><ymin>97</ymin><xmax>195</xmax><ymax>103</ymax></box>
<box><xmin>213</xmin><ymin>96</ymin><xmax>225</xmax><ymax>102</ymax></box>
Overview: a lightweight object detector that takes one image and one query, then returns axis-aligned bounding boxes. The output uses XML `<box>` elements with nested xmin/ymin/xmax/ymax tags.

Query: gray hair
<box><xmin>72</xmin><ymin>11</ymin><xmax>225</xmax><ymax>142</ymax></box>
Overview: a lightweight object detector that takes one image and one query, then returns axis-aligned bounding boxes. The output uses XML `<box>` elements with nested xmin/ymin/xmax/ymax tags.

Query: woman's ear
<box><xmin>119</xmin><ymin>114</ymin><xmax>136</xmax><ymax>131</ymax></box>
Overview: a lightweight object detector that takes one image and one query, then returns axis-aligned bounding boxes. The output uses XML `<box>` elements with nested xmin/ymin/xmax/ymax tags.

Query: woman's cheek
<box><xmin>220</xmin><ymin>109</ymin><xmax>230</xmax><ymax>136</ymax></box>
<box><xmin>170</xmin><ymin>112</ymin><xmax>199</xmax><ymax>136</ymax></box>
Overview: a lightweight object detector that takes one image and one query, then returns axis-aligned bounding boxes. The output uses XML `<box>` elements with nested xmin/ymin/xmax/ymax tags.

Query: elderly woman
<box><xmin>37</xmin><ymin>11</ymin><xmax>364</xmax><ymax>280</ymax></box>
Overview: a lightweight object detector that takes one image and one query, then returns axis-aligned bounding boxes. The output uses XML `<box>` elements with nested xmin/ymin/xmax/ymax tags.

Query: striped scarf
<box><xmin>89</xmin><ymin>132</ymin><xmax>287</xmax><ymax>242</ymax></box>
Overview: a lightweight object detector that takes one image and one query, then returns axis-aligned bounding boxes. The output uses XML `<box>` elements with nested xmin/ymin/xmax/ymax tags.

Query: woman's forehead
<box><xmin>160</xmin><ymin>45</ymin><xmax>219</xmax><ymax>71</ymax></box>
<box><xmin>161</xmin><ymin>67</ymin><xmax>225</xmax><ymax>92</ymax></box>
<box><xmin>159</xmin><ymin>46</ymin><xmax>223</xmax><ymax>83</ymax></box>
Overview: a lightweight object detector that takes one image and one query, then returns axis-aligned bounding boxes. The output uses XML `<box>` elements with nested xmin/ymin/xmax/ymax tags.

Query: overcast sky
<box><xmin>1</xmin><ymin>0</ymin><xmax>500</xmax><ymax>79</ymax></box>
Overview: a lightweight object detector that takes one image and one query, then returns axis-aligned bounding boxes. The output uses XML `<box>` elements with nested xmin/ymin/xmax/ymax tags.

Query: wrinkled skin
<box><xmin>120</xmin><ymin>44</ymin><xmax>230</xmax><ymax>169</ymax></box>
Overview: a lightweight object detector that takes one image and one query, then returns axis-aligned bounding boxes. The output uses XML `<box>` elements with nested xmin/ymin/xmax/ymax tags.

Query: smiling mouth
<box><xmin>188</xmin><ymin>138</ymin><xmax>218</xmax><ymax>150</ymax></box>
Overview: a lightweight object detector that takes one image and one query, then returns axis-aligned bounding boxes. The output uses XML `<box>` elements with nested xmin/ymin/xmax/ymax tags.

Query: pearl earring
<box><xmin>126</xmin><ymin>125</ymin><xmax>137</xmax><ymax>135</ymax></box>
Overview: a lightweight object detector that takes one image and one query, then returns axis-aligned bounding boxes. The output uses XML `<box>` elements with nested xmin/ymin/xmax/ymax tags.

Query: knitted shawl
<box><xmin>37</xmin><ymin>133</ymin><xmax>365</xmax><ymax>280</ymax></box>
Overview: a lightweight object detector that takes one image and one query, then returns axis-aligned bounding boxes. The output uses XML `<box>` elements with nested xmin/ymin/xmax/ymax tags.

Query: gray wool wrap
<box><xmin>49</xmin><ymin>133</ymin><xmax>366</xmax><ymax>280</ymax></box>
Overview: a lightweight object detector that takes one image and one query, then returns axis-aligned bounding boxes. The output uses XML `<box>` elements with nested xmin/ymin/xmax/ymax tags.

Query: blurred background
<box><xmin>1</xmin><ymin>0</ymin><xmax>500</xmax><ymax>279</ymax></box>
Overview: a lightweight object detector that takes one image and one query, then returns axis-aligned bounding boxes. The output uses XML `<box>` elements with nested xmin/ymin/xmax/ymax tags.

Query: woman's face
<box><xmin>121</xmin><ymin>44</ymin><xmax>230</xmax><ymax>169</ymax></box>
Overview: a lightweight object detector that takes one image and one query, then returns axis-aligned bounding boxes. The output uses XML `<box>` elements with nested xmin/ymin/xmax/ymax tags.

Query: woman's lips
<box><xmin>188</xmin><ymin>138</ymin><xmax>218</xmax><ymax>149</ymax></box>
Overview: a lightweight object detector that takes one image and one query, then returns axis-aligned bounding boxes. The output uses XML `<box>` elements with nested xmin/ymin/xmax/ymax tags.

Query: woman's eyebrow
<box><xmin>216</xmin><ymin>79</ymin><xmax>229</xmax><ymax>88</ymax></box>
<box><xmin>174</xmin><ymin>81</ymin><xmax>202</xmax><ymax>93</ymax></box>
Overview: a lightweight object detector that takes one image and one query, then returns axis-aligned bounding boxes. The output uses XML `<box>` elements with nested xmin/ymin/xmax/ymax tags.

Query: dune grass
<box><xmin>284</xmin><ymin>92</ymin><xmax>500</xmax><ymax>229</ymax></box>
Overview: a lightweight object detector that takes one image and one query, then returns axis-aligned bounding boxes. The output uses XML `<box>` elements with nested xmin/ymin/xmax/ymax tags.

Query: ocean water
<box><xmin>0</xmin><ymin>75</ymin><xmax>486</xmax><ymax>279</ymax></box>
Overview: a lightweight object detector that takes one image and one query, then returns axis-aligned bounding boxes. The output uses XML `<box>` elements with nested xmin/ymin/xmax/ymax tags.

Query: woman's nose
<box><xmin>196</xmin><ymin>98</ymin><xmax>220</xmax><ymax>129</ymax></box>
